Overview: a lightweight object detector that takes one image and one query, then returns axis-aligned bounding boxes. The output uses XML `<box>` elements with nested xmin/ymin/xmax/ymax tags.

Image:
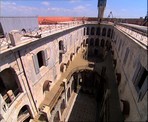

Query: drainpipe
<box><xmin>17</xmin><ymin>51</ymin><xmax>38</xmax><ymax>113</ymax></box>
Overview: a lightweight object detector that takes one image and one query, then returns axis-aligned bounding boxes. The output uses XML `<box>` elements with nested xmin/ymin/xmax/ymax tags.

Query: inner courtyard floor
<box><xmin>68</xmin><ymin>91</ymin><xmax>97</xmax><ymax>122</ymax></box>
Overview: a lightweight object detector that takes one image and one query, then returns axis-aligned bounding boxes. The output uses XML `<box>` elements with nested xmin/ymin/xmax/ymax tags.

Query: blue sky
<box><xmin>0</xmin><ymin>0</ymin><xmax>147</xmax><ymax>18</ymax></box>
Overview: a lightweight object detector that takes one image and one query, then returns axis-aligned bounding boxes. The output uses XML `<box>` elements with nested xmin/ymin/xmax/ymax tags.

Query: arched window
<box><xmin>91</xmin><ymin>27</ymin><xmax>95</xmax><ymax>35</ymax></box>
<box><xmin>96</xmin><ymin>27</ymin><xmax>100</xmax><ymax>35</ymax></box>
<box><xmin>17</xmin><ymin>105</ymin><xmax>32</xmax><ymax>122</ymax></box>
<box><xmin>32</xmin><ymin>50</ymin><xmax>48</xmax><ymax>74</ymax></box>
<box><xmin>107</xmin><ymin>29</ymin><xmax>111</xmax><ymax>37</ymax></box>
<box><xmin>0</xmin><ymin>68</ymin><xmax>22</xmax><ymax>105</ymax></box>
<box><xmin>101</xmin><ymin>39</ymin><xmax>105</xmax><ymax>47</ymax></box>
<box><xmin>95</xmin><ymin>38</ymin><xmax>99</xmax><ymax>46</ymax></box>
<box><xmin>106</xmin><ymin>40</ymin><xmax>111</xmax><ymax>50</ymax></box>
<box><xmin>102</xmin><ymin>28</ymin><xmax>106</xmax><ymax>36</ymax></box>
<box><xmin>90</xmin><ymin>38</ymin><xmax>94</xmax><ymax>46</ymax></box>
<box><xmin>59</xmin><ymin>41</ymin><xmax>64</xmax><ymax>50</ymax></box>
<box><xmin>86</xmin><ymin>38</ymin><xmax>89</xmax><ymax>44</ymax></box>
<box><xmin>37</xmin><ymin>51</ymin><xmax>44</xmax><ymax>68</ymax></box>
<box><xmin>86</xmin><ymin>27</ymin><xmax>89</xmax><ymax>35</ymax></box>
<box><xmin>21</xmin><ymin>28</ymin><xmax>26</xmax><ymax>34</ymax></box>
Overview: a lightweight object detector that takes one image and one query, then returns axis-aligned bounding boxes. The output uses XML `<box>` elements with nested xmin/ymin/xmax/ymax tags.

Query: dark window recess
<box><xmin>133</xmin><ymin>63</ymin><xmax>148</xmax><ymax>101</ymax></box>
<box><xmin>94</xmin><ymin>49</ymin><xmax>98</xmax><ymax>55</ymax></box>
<box><xmin>95</xmin><ymin>39</ymin><xmax>99</xmax><ymax>46</ymax></box>
<box><xmin>90</xmin><ymin>38</ymin><xmax>94</xmax><ymax>46</ymax></box>
<box><xmin>37</xmin><ymin>51</ymin><xmax>44</xmax><ymax>68</ymax></box>
<box><xmin>111</xmin><ymin>30</ymin><xmax>114</xmax><ymax>39</ymax></box>
<box><xmin>84</xmin><ymin>28</ymin><xmax>85</xmax><ymax>35</ymax></box>
<box><xmin>120</xmin><ymin>99</ymin><xmax>130</xmax><ymax>118</ymax></box>
<box><xmin>138</xmin><ymin>69</ymin><xmax>148</xmax><ymax>89</ymax></box>
<box><xmin>107</xmin><ymin>29</ymin><xmax>111</xmax><ymax>37</ymax></box>
<box><xmin>116</xmin><ymin>73</ymin><xmax>121</xmax><ymax>86</ymax></box>
<box><xmin>59</xmin><ymin>41</ymin><xmax>64</xmax><ymax>50</ymax></box>
<box><xmin>86</xmin><ymin>27</ymin><xmax>89</xmax><ymax>35</ymax></box>
<box><xmin>101</xmin><ymin>39</ymin><xmax>105</xmax><ymax>47</ymax></box>
<box><xmin>96</xmin><ymin>27</ymin><xmax>100</xmax><ymax>35</ymax></box>
<box><xmin>86</xmin><ymin>39</ymin><xmax>89</xmax><ymax>44</ymax></box>
<box><xmin>91</xmin><ymin>27</ymin><xmax>95</xmax><ymax>35</ymax></box>
<box><xmin>102</xmin><ymin>28</ymin><xmax>106</xmax><ymax>36</ymax></box>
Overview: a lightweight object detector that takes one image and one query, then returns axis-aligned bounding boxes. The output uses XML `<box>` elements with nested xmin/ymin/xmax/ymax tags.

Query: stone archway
<box><xmin>0</xmin><ymin>68</ymin><xmax>22</xmax><ymax>104</ymax></box>
<box><xmin>17</xmin><ymin>105</ymin><xmax>33</xmax><ymax>122</ymax></box>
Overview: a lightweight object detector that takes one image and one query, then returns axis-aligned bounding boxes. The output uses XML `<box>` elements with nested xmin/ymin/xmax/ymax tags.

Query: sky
<box><xmin>0</xmin><ymin>0</ymin><xmax>147</xmax><ymax>18</ymax></box>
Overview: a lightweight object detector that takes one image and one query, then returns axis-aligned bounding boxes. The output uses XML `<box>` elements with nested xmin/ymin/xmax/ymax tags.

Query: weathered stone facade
<box><xmin>0</xmin><ymin>20</ymin><xmax>147</xmax><ymax>122</ymax></box>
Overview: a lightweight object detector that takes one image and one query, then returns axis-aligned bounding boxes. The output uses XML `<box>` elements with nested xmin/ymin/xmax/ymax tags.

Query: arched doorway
<box><xmin>0</xmin><ymin>68</ymin><xmax>22</xmax><ymax>104</ymax></box>
<box><xmin>17</xmin><ymin>105</ymin><xmax>32</xmax><ymax>122</ymax></box>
